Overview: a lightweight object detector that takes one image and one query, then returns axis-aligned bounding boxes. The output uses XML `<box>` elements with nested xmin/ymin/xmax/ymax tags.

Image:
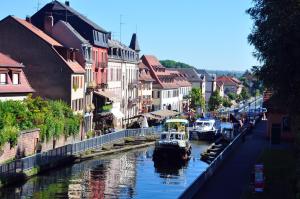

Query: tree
<box><xmin>227</xmin><ymin>92</ymin><xmax>237</xmax><ymax>101</ymax></box>
<box><xmin>222</xmin><ymin>97</ymin><xmax>232</xmax><ymax>108</ymax></box>
<box><xmin>247</xmin><ymin>0</ymin><xmax>300</xmax><ymax>113</ymax></box>
<box><xmin>189</xmin><ymin>88</ymin><xmax>205</xmax><ymax>111</ymax></box>
<box><xmin>208</xmin><ymin>90</ymin><xmax>223</xmax><ymax>111</ymax></box>
<box><xmin>160</xmin><ymin>60</ymin><xmax>193</xmax><ymax>68</ymax></box>
<box><xmin>240</xmin><ymin>87</ymin><xmax>250</xmax><ymax>100</ymax></box>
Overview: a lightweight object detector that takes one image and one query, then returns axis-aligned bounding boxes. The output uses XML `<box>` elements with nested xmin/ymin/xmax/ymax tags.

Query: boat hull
<box><xmin>152</xmin><ymin>144</ymin><xmax>191</xmax><ymax>162</ymax></box>
<box><xmin>189</xmin><ymin>130</ymin><xmax>217</xmax><ymax>141</ymax></box>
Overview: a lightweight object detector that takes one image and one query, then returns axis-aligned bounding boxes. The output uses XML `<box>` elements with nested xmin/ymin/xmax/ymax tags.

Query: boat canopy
<box><xmin>195</xmin><ymin>118</ymin><xmax>215</xmax><ymax>123</ymax></box>
<box><xmin>165</xmin><ymin>119</ymin><xmax>189</xmax><ymax>124</ymax></box>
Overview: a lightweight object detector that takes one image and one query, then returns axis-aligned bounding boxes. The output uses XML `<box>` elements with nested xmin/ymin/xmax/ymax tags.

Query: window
<box><xmin>157</xmin><ymin>91</ymin><xmax>160</xmax><ymax>98</ymax></box>
<box><xmin>0</xmin><ymin>73</ymin><xmax>7</xmax><ymax>84</ymax></box>
<box><xmin>12</xmin><ymin>73</ymin><xmax>19</xmax><ymax>84</ymax></box>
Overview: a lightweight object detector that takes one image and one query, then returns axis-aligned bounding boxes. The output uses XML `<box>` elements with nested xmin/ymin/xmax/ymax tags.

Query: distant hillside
<box><xmin>160</xmin><ymin>60</ymin><xmax>193</xmax><ymax>68</ymax></box>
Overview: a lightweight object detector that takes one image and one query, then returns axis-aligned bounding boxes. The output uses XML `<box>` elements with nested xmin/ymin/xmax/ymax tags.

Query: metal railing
<box><xmin>178</xmin><ymin>125</ymin><xmax>251</xmax><ymax>199</ymax></box>
<box><xmin>0</xmin><ymin>127</ymin><xmax>159</xmax><ymax>175</ymax></box>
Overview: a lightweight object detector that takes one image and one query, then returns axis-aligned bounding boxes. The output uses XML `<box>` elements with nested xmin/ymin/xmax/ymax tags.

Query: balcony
<box><xmin>96</xmin><ymin>62</ymin><xmax>107</xmax><ymax>68</ymax></box>
<box><xmin>142</xmin><ymin>98</ymin><xmax>152</xmax><ymax>105</ymax></box>
<box><xmin>128</xmin><ymin>81</ymin><xmax>139</xmax><ymax>89</ymax></box>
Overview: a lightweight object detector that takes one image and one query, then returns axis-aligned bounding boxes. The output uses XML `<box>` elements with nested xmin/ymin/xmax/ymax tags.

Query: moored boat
<box><xmin>153</xmin><ymin>119</ymin><xmax>192</xmax><ymax>162</ymax></box>
<box><xmin>190</xmin><ymin>118</ymin><xmax>217</xmax><ymax>141</ymax></box>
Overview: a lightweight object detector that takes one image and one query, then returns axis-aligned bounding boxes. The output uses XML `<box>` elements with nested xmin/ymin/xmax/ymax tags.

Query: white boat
<box><xmin>190</xmin><ymin>118</ymin><xmax>217</xmax><ymax>140</ymax></box>
<box><xmin>153</xmin><ymin>119</ymin><xmax>191</xmax><ymax>161</ymax></box>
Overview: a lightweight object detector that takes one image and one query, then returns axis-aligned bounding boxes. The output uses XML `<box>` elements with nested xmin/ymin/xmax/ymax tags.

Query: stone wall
<box><xmin>0</xmin><ymin>129</ymin><xmax>40</xmax><ymax>163</ymax></box>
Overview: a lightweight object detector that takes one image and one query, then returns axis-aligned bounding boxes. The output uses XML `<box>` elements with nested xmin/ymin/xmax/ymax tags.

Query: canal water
<box><xmin>0</xmin><ymin>141</ymin><xmax>209</xmax><ymax>199</ymax></box>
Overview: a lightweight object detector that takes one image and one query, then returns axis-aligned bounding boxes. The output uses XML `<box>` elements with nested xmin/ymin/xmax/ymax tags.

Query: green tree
<box><xmin>247</xmin><ymin>0</ymin><xmax>300</xmax><ymax>113</ymax></box>
<box><xmin>160</xmin><ymin>60</ymin><xmax>193</xmax><ymax>68</ymax></box>
<box><xmin>208</xmin><ymin>91</ymin><xmax>223</xmax><ymax>111</ymax></box>
<box><xmin>222</xmin><ymin>97</ymin><xmax>232</xmax><ymax>108</ymax></box>
<box><xmin>227</xmin><ymin>92</ymin><xmax>237</xmax><ymax>101</ymax></box>
<box><xmin>240</xmin><ymin>87</ymin><xmax>250</xmax><ymax>100</ymax></box>
<box><xmin>189</xmin><ymin>88</ymin><xmax>205</xmax><ymax>111</ymax></box>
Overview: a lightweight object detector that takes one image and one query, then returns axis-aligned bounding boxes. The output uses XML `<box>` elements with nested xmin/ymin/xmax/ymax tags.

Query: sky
<box><xmin>0</xmin><ymin>0</ymin><xmax>259</xmax><ymax>71</ymax></box>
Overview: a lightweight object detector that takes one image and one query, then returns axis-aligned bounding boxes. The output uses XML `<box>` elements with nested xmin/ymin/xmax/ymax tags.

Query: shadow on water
<box><xmin>0</xmin><ymin>142</ymin><xmax>210</xmax><ymax>199</ymax></box>
<box><xmin>153</xmin><ymin>159</ymin><xmax>188</xmax><ymax>177</ymax></box>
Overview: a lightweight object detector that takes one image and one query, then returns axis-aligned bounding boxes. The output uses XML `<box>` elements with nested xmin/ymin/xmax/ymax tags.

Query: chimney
<box><xmin>65</xmin><ymin>1</ymin><xmax>70</xmax><ymax>6</ymax></box>
<box><xmin>25</xmin><ymin>15</ymin><xmax>31</xmax><ymax>23</ymax></box>
<box><xmin>44</xmin><ymin>14</ymin><xmax>54</xmax><ymax>35</ymax></box>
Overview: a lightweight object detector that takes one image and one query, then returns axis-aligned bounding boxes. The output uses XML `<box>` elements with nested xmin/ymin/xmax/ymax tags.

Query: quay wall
<box><xmin>178</xmin><ymin>121</ymin><xmax>257</xmax><ymax>199</ymax></box>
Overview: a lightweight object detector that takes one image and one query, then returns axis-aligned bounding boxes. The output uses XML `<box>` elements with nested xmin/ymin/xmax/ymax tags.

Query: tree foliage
<box><xmin>247</xmin><ymin>0</ymin><xmax>300</xmax><ymax>113</ymax></box>
<box><xmin>189</xmin><ymin>88</ymin><xmax>205</xmax><ymax>111</ymax></box>
<box><xmin>222</xmin><ymin>97</ymin><xmax>232</xmax><ymax>108</ymax></box>
<box><xmin>160</xmin><ymin>60</ymin><xmax>193</xmax><ymax>68</ymax></box>
<box><xmin>208</xmin><ymin>90</ymin><xmax>223</xmax><ymax>111</ymax></box>
<box><xmin>0</xmin><ymin>95</ymin><xmax>81</xmax><ymax>146</ymax></box>
<box><xmin>240</xmin><ymin>87</ymin><xmax>250</xmax><ymax>100</ymax></box>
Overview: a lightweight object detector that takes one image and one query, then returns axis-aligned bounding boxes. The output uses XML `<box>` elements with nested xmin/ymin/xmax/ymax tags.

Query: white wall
<box><xmin>0</xmin><ymin>95</ymin><xmax>27</xmax><ymax>101</ymax></box>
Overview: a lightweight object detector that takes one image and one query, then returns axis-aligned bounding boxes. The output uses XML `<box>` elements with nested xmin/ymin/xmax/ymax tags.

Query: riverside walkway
<box><xmin>192</xmin><ymin>120</ymin><xmax>269</xmax><ymax>199</ymax></box>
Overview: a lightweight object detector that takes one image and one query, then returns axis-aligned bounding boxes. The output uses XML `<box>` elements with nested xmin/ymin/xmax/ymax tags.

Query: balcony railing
<box><xmin>96</xmin><ymin>62</ymin><xmax>107</xmax><ymax>68</ymax></box>
<box><xmin>142</xmin><ymin>99</ymin><xmax>152</xmax><ymax>105</ymax></box>
<box><xmin>128</xmin><ymin>97</ymin><xmax>138</xmax><ymax>108</ymax></box>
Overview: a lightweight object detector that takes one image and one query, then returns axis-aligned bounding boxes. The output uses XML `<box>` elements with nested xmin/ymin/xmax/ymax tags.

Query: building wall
<box><xmin>0</xmin><ymin>95</ymin><xmax>27</xmax><ymax>101</ymax></box>
<box><xmin>138</xmin><ymin>81</ymin><xmax>153</xmax><ymax>113</ymax></box>
<box><xmin>267</xmin><ymin>112</ymin><xmax>294</xmax><ymax>141</ymax></box>
<box><xmin>160</xmin><ymin>89</ymin><xmax>180</xmax><ymax>111</ymax></box>
<box><xmin>121</xmin><ymin>62</ymin><xmax>139</xmax><ymax>125</ymax></box>
<box><xmin>0</xmin><ymin>129</ymin><xmax>39</xmax><ymax>163</ymax></box>
<box><xmin>71</xmin><ymin>74</ymin><xmax>85</xmax><ymax>114</ymax></box>
<box><xmin>93</xmin><ymin>47</ymin><xmax>108</xmax><ymax>85</ymax></box>
<box><xmin>0</xmin><ymin>17</ymin><xmax>72</xmax><ymax>104</ymax></box>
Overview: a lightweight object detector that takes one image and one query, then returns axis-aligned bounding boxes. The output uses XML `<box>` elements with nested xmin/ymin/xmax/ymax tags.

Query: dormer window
<box><xmin>0</xmin><ymin>73</ymin><xmax>7</xmax><ymax>84</ymax></box>
<box><xmin>12</xmin><ymin>73</ymin><xmax>20</xmax><ymax>84</ymax></box>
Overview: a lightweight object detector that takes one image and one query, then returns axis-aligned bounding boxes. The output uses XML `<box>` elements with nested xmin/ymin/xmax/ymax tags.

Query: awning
<box><xmin>110</xmin><ymin>108</ymin><xmax>124</xmax><ymax>119</ymax></box>
<box><xmin>150</xmin><ymin>109</ymin><xmax>180</xmax><ymax>118</ymax></box>
<box><xmin>94</xmin><ymin>90</ymin><xmax>118</xmax><ymax>102</ymax></box>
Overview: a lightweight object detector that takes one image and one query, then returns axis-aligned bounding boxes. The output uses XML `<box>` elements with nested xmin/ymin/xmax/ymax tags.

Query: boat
<box><xmin>190</xmin><ymin>118</ymin><xmax>217</xmax><ymax>141</ymax></box>
<box><xmin>152</xmin><ymin>119</ymin><xmax>192</xmax><ymax>162</ymax></box>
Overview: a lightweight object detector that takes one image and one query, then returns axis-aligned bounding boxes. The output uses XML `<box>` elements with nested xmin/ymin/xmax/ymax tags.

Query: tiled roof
<box><xmin>13</xmin><ymin>16</ymin><xmax>62</xmax><ymax>47</ymax></box>
<box><xmin>197</xmin><ymin>69</ymin><xmax>216</xmax><ymax>81</ymax></box>
<box><xmin>141</xmin><ymin>55</ymin><xmax>191</xmax><ymax>89</ymax></box>
<box><xmin>12</xmin><ymin>16</ymin><xmax>84</xmax><ymax>74</ymax></box>
<box><xmin>56</xmin><ymin>20</ymin><xmax>89</xmax><ymax>44</ymax></box>
<box><xmin>139</xmin><ymin>62</ymin><xmax>154</xmax><ymax>82</ymax></box>
<box><xmin>217</xmin><ymin>76</ymin><xmax>241</xmax><ymax>86</ymax></box>
<box><xmin>52</xmin><ymin>1</ymin><xmax>107</xmax><ymax>33</ymax></box>
<box><xmin>0</xmin><ymin>52</ymin><xmax>23</xmax><ymax>67</ymax></box>
<box><xmin>0</xmin><ymin>52</ymin><xmax>34</xmax><ymax>94</ymax></box>
<box><xmin>168</xmin><ymin>68</ymin><xmax>204</xmax><ymax>82</ymax></box>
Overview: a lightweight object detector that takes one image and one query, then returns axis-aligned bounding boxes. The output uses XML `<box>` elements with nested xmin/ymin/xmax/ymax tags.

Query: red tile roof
<box><xmin>13</xmin><ymin>16</ymin><xmax>62</xmax><ymax>47</ymax></box>
<box><xmin>12</xmin><ymin>16</ymin><xmax>84</xmax><ymax>74</ymax></box>
<box><xmin>217</xmin><ymin>76</ymin><xmax>240</xmax><ymax>86</ymax></box>
<box><xmin>0</xmin><ymin>52</ymin><xmax>34</xmax><ymax>94</ymax></box>
<box><xmin>0</xmin><ymin>52</ymin><xmax>23</xmax><ymax>67</ymax></box>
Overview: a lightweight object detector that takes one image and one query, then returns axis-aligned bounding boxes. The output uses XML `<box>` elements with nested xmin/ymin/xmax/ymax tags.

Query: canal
<box><xmin>0</xmin><ymin>141</ymin><xmax>209</xmax><ymax>199</ymax></box>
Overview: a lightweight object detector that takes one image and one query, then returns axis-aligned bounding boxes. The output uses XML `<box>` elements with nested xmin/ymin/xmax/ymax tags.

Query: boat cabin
<box><xmin>193</xmin><ymin>119</ymin><xmax>215</xmax><ymax>130</ymax></box>
<box><xmin>161</xmin><ymin>119</ymin><xmax>189</xmax><ymax>141</ymax></box>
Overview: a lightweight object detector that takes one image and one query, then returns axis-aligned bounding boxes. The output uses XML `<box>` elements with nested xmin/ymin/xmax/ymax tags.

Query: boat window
<box><xmin>204</xmin><ymin>122</ymin><xmax>210</xmax><ymax>126</ymax></box>
<box><xmin>175</xmin><ymin>134</ymin><xmax>182</xmax><ymax>140</ymax></box>
<box><xmin>161</xmin><ymin>134</ymin><xmax>167</xmax><ymax>139</ymax></box>
<box><xmin>170</xmin><ymin>134</ymin><xmax>175</xmax><ymax>139</ymax></box>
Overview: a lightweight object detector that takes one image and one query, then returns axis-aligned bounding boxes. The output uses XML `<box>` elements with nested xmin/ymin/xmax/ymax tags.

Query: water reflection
<box><xmin>0</xmin><ymin>141</ymin><xmax>209</xmax><ymax>199</ymax></box>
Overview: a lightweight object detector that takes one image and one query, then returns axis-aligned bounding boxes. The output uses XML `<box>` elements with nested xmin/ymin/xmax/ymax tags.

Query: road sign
<box><xmin>254</xmin><ymin>164</ymin><xmax>264</xmax><ymax>192</ymax></box>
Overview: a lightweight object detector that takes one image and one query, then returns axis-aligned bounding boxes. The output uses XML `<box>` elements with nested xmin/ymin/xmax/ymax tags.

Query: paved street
<box><xmin>192</xmin><ymin>120</ymin><xmax>269</xmax><ymax>199</ymax></box>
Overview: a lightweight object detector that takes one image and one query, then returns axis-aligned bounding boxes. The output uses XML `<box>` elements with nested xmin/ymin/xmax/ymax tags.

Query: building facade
<box><xmin>138</xmin><ymin>62</ymin><xmax>154</xmax><ymax>113</ymax></box>
<box><xmin>0</xmin><ymin>16</ymin><xmax>85</xmax><ymax>110</ymax></box>
<box><xmin>50</xmin><ymin>20</ymin><xmax>94</xmax><ymax>133</ymax></box>
<box><xmin>141</xmin><ymin>55</ymin><xmax>182</xmax><ymax>111</ymax></box>
<box><xmin>0</xmin><ymin>52</ymin><xmax>34</xmax><ymax>101</ymax></box>
<box><xmin>217</xmin><ymin>76</ymin><xmax>243</xmax><ymax>95</ymax></box>
<box><xmin>197</xmin><ymin>69</ymin><xmax>217</xmax><ymax>102</ymax></box>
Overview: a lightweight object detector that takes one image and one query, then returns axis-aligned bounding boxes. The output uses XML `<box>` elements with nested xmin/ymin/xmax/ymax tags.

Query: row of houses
<box><xmin>0</xmin><ymin>1</ymin><xmax>244</xmax><ymax>137</ymax></box>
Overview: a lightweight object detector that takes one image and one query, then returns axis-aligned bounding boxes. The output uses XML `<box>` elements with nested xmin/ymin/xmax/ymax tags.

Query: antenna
<box><xmin>120</xmin><ymin>15</ymin><xmax>124</xmax><ymax>43</ymax></box>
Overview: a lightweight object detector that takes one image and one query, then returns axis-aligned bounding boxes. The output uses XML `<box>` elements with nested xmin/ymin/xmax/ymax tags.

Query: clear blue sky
<box><xmin>0</xmin><ymin>0</ymin><xmax>258</xmax><ymax>71</ymax></box>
